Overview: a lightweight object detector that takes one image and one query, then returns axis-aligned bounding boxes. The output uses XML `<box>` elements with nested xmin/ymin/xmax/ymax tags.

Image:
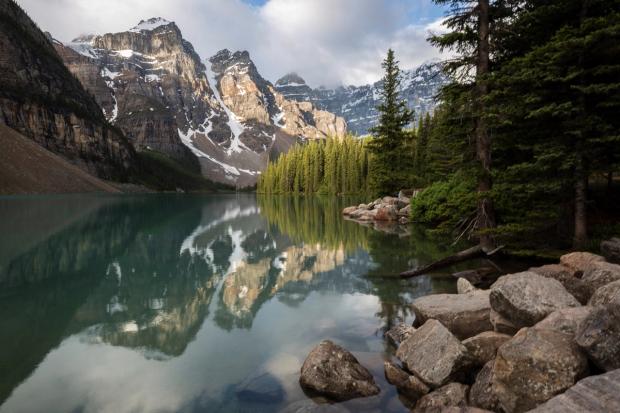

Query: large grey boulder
<box><xmin>581</xmin><ymin>261</ymin><xmax>620</xmax><ymax>298</ymax></box>
<box><xmin>463</xmin><ymin>331</ymin><xmax>511</xmax><ymax>367</ymax></box>
<box><xmin>490</xmin><ymin>272</ymin><xmax>580</xmax><ymax>328</ymax></box>
<box><xmin>412</xmin><ymin>291</ymin><xmax>492</xmax><ymax>339</ymax></box>
<box><xmin>529</xmin><ymin>264</ymin><xmax>589</xmax><ymax>304</ymax></box>
<box><xmin>396</xmin><ymin>319</ymin><xmax>471</xmax><ymax>388</ymax></box>
<box><xmin>457</xmin><ymin>278</ymin><xmax>478</xmax><ymax>294</ymax></box>
<box><xmin>490</xmin><ymin>309</ymin><xmax>519</xmax><ymax>335</ymax></box>
<box><xmin>384</xmin><ymin>361</ymin><xmax>430</xmax><ymax>401</ymax></box>
<box><xmin>492</xmin><ymin>328</ymin><xmax>589</xmax><ymax>413</ymax></box>
<box><xmin>529</xmin><ymin>368</ymin><xmax>620</xmax><ymax>412</ymax></box>
<box><xmin>560</xmin><ymin>252</ymin><xmax>606</xmax><ymax>274</ymax></box>
<box><xmin>589</xmin><ymin>279</ymin><xmax>620</xmax><ymax>306</ymax></box>
<box><xmin>299</xmin><ymin>340</ymin><xmax>380</xmax><ymax>401</ymax></box>
<box><xmin>414</xmin><ymin>383</ymin><xmax>469</xmax><ymax>412</ymax></box>
<box><xmin>470</xmin><ymin>361</ymin><xmax>499</xmax><ymax>411</ymax></box>
<box><xmin>533</xmin><ymin>306</ymin><xmax>593</xmax><ymax>337</ymax></box>
<box><xmin>384</xmin><ymin>323</ymin><xmax>416</xmax><ymax>347</ymax></box>
<box><xmin>601</xmin><ymin>237</ymin><xmax>620</xmax><ymax>264</ymax></box>
<box><xmin>575</xmin><ymin>299</ymin><xmax>620</xmax><ymax>371</ymax></box>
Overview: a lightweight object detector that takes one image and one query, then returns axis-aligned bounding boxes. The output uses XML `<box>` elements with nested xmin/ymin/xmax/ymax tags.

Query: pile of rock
<box><xmin>299</xmin><ymin>251</ymin><xmax>620</xmax><ymax>412</ymax></box>
<box><xmin>342</xmin><ymin>190</ymin><xmax>417</xmax><ymax>225</ymax></box>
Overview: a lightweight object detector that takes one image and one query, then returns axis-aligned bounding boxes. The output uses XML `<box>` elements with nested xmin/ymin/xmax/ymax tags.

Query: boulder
<box><xmin>236</xmin><ymin>372</ymin><xmax>284</xmax><ymax>404</ymax></box>
<box><xmin>560</xmin><ymin>252</ymin><xmax>605</xmax><ymax>274</ymax></box>
<box><xmin>490</xmin><ymin>309</ymin><xmax>519</xmax><ymax>335</ymax></box>
<box><xmin>533</xmin><ymin>306</ymin><xmax>593</xmax><ymax>337</ymax></box>
<box><xmin>414</xmin><ymin>383</ymin><xmax>469</xmax><ymax>412</ymax></box>
<box><xmin>470</xmin><ymin>361</ymin><xmax>500</xmax><ymax>411</ymax></box>
<box><xmin>398</xmin><ymin>204</ymin><xmax>411</xmax><ymax>217</ymax></box>
<box><xmin>463</xmin><ymin>331</ymin><xmax>511</xmax><ymax>367</ymax></box>
<box><xmin>412</xmin><ymin>291</ymin><xmax>492</xmax><ymax>339</ymax></box>
<box><xmin>299</xmin><ymin>340</ymin><xmax>380</xmax><ymax>401</ymax></box>
<box><xmin>384</xmin><ymin>362</ymin><xmax>430</xmax><ymax>401</ymax></box>
<box><xmin>528</xmin><ymin>368</ymin><xmax>620</xmax><ymax>412</ymax></box>
<box><xmin>589</xmin><ymin>279</ymin><xmax>620</xmax><ymax>306</ymax></box>
<box><xmin>384</xmin><ymin>323</ymin><xmax>416</xmax><ymax>347</ymax></box>
<box><xmin>342</xmin><ymin>206</ymin><xmax>357</xmax><ymax>216</ymax></box>
<box><xmin>581</xmin><ymin>261</ymin><xmax>620</xmax><ymax>298</ymax></box>
<box><xmin>601</xmin><ymin>237</ymin><xmax>620</xmax><ymax>264</ymax></box>
<box><xmin>492</xmin><ymin>328</ymin><xmax>589</xmax><ymax>413</ymax></box>
<box><xmin>490</xmin><ymin>272</ymin><xmax>580</xmax><ymax>328</ymax></box>
<box><xmin>457</xmin><ymin>278</ymin><xmax>478</xmax><ymax>294</ymax></box>
<box><xmin>357</xmin><ymin>203</ymin><xmax>370</xmax><ymax>210</ymax></box>
<box><xmin>396</xmin><ymin>319</ymin><xmax>471</xmax><ymax>388</ymax></box>
<box><xmin>529</xmin><ymin>264</ymin><xmax>589</xmax><ymax>304</ymax></box>
<box><xmin>375</xmin><ymin>205</ymin><xmax>398</xmax><ymax>221</ymax></box>
<box><xmin>575</xmin><ymin>300</ymin><xmax>620</xmax><ymax>371</ymax></box>
<box><xmin>356</xmin><ymin>209</ymin><xmax>377</xmax><ymax>222</ymax></box>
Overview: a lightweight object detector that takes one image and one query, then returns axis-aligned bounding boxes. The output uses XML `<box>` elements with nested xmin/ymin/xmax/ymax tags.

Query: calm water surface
<box><xmin>0</xmin><ymin>194</ymin><xmax>464</xmax><ymax>413</ymax></box>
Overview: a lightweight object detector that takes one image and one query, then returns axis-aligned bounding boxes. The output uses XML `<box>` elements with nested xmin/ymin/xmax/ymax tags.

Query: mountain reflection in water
<box><xmin>0</xmin><ymin>194</ymin><xmax>458</xmax><ymax>413</ymax></box>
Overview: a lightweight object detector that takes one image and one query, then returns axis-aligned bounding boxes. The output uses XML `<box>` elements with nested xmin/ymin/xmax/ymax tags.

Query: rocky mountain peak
<box><xmin>276</xmin><ymin>73</ymin><xmax>307</xmax><ymax>87</ymax></box>
<box><xmin>129</xmin><ymin>17</ymin><xmax>173</xmax><ymax>33</ymax></box>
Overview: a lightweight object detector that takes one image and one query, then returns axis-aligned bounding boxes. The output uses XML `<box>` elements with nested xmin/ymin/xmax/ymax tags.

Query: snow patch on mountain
<box><xmin>129</xmin><ymin>18</ymin><xmax>171</xmax><ymax>33</ymax></box>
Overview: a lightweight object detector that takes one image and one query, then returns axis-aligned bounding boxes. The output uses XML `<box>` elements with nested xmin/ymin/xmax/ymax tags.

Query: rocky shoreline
<box><xmin>342</xmin><ymin>190</ymin><xmax>417</xmax><ymax>225</ymax></box>
<box><xmin>298</xmin><ymin>250</ymin><xmax>620</xmax><ymax>412</ymax></box>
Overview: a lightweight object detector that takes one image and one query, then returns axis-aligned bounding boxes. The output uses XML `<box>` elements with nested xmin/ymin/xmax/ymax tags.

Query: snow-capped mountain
<box><xmin>276</xmin><ymin>62</ymin><xmax>447</xmax><ymax>136</ymax></box>
<box><xmin>55</xmin><ymin>18</ymin><xmax>347</xmax><ymax>187</ymax></box>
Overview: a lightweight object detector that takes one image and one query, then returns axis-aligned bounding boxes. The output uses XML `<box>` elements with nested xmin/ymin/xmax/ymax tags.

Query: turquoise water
<box><xmin>0</xmin><ymin>194</ymin><xmax>460</xmax><ymax>413</ymax></box>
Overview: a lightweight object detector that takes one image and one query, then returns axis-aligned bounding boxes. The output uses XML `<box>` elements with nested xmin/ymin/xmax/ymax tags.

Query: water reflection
<box><xmin>0</xmin><ymin>194</ymin><xmax>457</xmax><ymax>413</ymax></box>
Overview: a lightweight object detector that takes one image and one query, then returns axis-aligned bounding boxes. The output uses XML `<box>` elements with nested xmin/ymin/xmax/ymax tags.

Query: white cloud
<box><xmin>18</xmin><ymin>0</ymin><xmax>446</xmax><ymax>87</ymax></box>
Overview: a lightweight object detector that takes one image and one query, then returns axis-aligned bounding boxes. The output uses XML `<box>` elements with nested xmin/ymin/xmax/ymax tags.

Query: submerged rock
<box><xmin>236</xmin><ymin>372</ymin><xmax>284</xmax><ymax>404</ymax></box>
<box><xmin>414</xmin><ymin>382</ymin><xmax>469</xmax><ymax>412</ymax></box>
<box><xmin>490</xmin><ymin>272</ymin><xmax>580</xmax><ymax>328</ymax></box>
<box><xmin>396</xmin><ymin>319</ymin><xmax>471</xmax><ymax>388</ymax></box>
<box><xmin>492</xmin><ymin>328</ymin><xmax>589</xmax><ymax>413</ymax></box>
<box><xmin>575</xmin><ymin>299</ymin><xmax>620</xmax><ymax>371</ymax></box>
<box><xmin>384</xmin><ymin>361</ymin><xmax>430</xmax><ymax>402</ymax></box>
<box><xmin>529</xmin><ymin>368</ymin><xmax>620</xmax><ymax>412</ymax></box>
<box><xmin>463</xmin><ymin>331</ymin><xmax>511</xmax><ymax>367</ymax></box>
<box><xmin>384</xmin><ymin>323</ymin><xmax>416</xmax><ymax>348</ymax></box>
<box><xmin>533</xmin><ymin>306</ymin><xmax>593</xmax><ymax>337</ymax></box>
<box><xmin>279</xmin><ymin>399</ymin><xmax>349</xmax><ymax>413</ymax></box>
<box><xmin>412</xmin><ymin>291</ymin><xmax>492</xmax><ymax>339</ymax></box>
<box><xmin>299</xmin><ymin>340</ymin><xmax>380</xmax><ymax>401</ymax></box>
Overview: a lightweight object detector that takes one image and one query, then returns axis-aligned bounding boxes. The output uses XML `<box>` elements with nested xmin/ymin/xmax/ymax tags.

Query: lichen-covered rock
<box><xmin>463</xmin><ymin>331</ymin><xmax>511</xmax><ymax>367</ymax></box>
<box><xmin>490</xmin><ymin>309</ymin><xmax>519</xmax><ymax>335</ymax></box>
<box><xmin>492</xmin><ymin>328</ymin><xmax>589</xmax><ymax>413</ymax></box>
<box><xmin>470</xmin><ymin>361</ymin><xmax>500</xmax><ymax>411</ymax></box>
<box><xmin>490</xmin><ymin>272</ymin><xmax>580</xmax><ymax>328</ymax></box>
<box><xmin>457</xmin><ymin>278</ymin><xmax>478</xmax><ymax>294</ymax></box>
<box><xmin>529</xmin><ymin>264</ymin><xmax>589</xmax><ymax>304</ymax></box>
<box><xmin>414</xmin><ymin>383</ymin><xmax>469</xmax><ymax>412</ymax></box>
<box><xmin>601</xmin><ymin>238</ymin><xmax>620</xmax><ymax>264</ymax></box>
<box><xmin>589</xmin><ymin>280</ymin><xmax>620</xmax><ymax>306</ymax></box>
<box><xmin>560</xmin><ymin>252</ymin><xmax>606</xmax><ymax>274</ymax></box>
<box><xmin>384</xmin><ymin>362</ymin><xmax>430</xmax><ymax>401</ymax></box>
<box><xmin>529</xmin><ymin>368</ymin><xmax>620</xmax><ymax>412</ymax></box>
<box><xmin>412</xmin><ymin>291</ymin><xmax>492</xmax><ymax>339</ymax></box>
<box><xmin>396</xmin><ymin>320</ymin><xmax>471</xmax><ymax>388</ymax></box>
<box><xmin>299</xmin><ymin>340</ymin><xmax>380</xmax><ymax>401</ymax></box>
<box><xmin>384</xmin><ymin>323</ymin><xmax>416</xmax><ymax>347</ymax></box>
<box><xmin>533</xmin><ymin>306</ymin><xmax>593</xmax><ymax>337</ymax></box>
<box><xmin>575</xmin><ymin>300</ymin><xmax>620</xmax><ymax>371</ymax></box>
<box><xmin>581</xmin><ymin>261</ymin><xmax>620</xmax><ymax>298</ymax></box>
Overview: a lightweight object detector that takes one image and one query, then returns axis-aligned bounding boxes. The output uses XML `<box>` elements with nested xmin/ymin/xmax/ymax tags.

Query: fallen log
<box><xmin>399</xmin><ymin>245</ymin><xmax>504</xmax><ymax>279</ymax></box>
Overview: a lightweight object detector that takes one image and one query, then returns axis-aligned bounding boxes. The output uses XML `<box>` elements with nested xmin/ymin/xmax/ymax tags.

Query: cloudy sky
<box><xmin>19</xmin><ymin>0</ymin><xmax>447</xmax><ymax>87</ymax></box>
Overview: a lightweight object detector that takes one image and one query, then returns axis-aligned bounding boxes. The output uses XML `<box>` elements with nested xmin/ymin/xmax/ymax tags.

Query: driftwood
<box><xmin>399</xmin><ymin>245</ymin><xmax>504</xmax><ymax>279</ymax></box>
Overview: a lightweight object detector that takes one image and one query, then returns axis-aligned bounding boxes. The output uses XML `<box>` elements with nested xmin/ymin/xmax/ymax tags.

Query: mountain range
<box><xmin>0</xmin><ymin>0</ymin><xmax>444</xmax><ymax>191</ymax></box>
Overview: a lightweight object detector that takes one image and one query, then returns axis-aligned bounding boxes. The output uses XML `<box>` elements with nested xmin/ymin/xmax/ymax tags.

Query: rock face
<box><xmin>492</xmin><ymin>328</ymin><xmax>589</xmax><ymax>413</ymax></box>
<box><xmin>588</xmin><ymin>280</ymin><xmax>620</xmax><ymax>306</ymax></box>
<box><xmin>490</xmin><ymin>272</ymin><xmax>581</xmax><ymax>328</ymax></box>
<box><xmin>412</xmin><ymin>291</ymin><xmax>492</xmax><ymax>339</ymax></box>
<box><xmin>0</xmin><ymin>0</ymin><xmax>135</xmax><ymax>180</ymax></box>
<box><xmin>529</xmin><ymin>368</ymin><xmax>620</xmax><ymax>413</ymax></box>
<box><xmin>581</xmin><ymin>261</ymin><xmax>620</xmax><ymax>298</ymax></box>
<box><xmin>601</xmin><ymin>238</ymin><xmax>620</xmax><ymax>264</ymax></box>
<box><xmin>396</xmin><ymin>319</ymin><xmax>471</xmax><ymax>388</ymax></box>
<box><xmin>299</xmin><ymin>340</ymin><xmax>380</xmax><ymax>401</ymax></box>
<box><xmin>58</xmin><ymin>19</ymin><xmax>346</xmax><ymax>187</ymax></box>
<box><xmin>414</xmin><ymin>382</ymin><xmax>469</xmax><ymax>412</ymax></box>
<box><xmin>463</xmin><ymin>331</ymin><xmax>511</xmax><ymax>367</ymax></box>
<box><xmin>575</xmin><ymin>300</ymin><xmax>620</xmax><ymax>371</ymax></box>
<box><xmin>470</xmin><ymin>361</ymin><xmax>499</xmax><ymax>411</ymax></box>
<box><xmin>385</xmin><ymin>323</ymin><xmax>416</xmax><ymax>347</ymax></box>
<box><xmin>529</xmin><ymin>264</ymin><xmax>589</xmax><ymax>304</ymax></box>
<box><xmin>533</xmin><ymin>306</ymin><xmax>593</xmax><ymax>337</ymax></box>
<box><xmin>384</xmin><ymin>362</ymin><xmax>430</xmax><ymax>401</ymax></box>
<box><xmin>276</xmin><ymin>62</ymin><xmax>447</xmax><ymax>136</ymax></box>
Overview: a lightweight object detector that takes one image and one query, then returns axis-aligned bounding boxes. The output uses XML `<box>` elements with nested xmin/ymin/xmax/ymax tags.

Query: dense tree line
<box><xmin>257</xmin><ymin>135</ymin><xmax>371</xmax><ymax>195</ymax></box>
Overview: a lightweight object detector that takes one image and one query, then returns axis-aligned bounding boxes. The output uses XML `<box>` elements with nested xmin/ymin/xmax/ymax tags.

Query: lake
<box><xmin>0</xmin><ymin>194</ymin><xmax>463</xmax><ymax>413</ymax></box>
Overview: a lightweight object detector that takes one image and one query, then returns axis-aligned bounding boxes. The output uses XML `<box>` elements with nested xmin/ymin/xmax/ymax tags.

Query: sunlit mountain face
<box><xmin>0</xmin><ymin>194</ymin><xmax>459</xmax><ymax>413</ymax></box>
